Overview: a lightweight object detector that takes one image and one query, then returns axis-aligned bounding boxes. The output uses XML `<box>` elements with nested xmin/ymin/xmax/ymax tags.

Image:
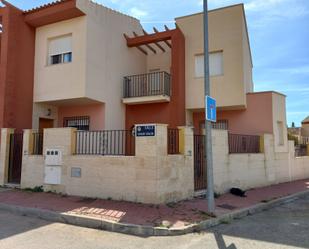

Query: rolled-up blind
<box><xmin>48</xmin><ymin>35</ymin><xmax>72</xmax><ymax>56</ymax></box>
<box><xmin>195</xmin><ymin>52</ymin><xmax>224</xmax><ymax>77</ymax></box>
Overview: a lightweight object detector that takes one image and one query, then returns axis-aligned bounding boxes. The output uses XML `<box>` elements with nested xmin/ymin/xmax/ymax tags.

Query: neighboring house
<box><xmin>288</xmin><ymin>116</ymin><xmax>309</xmax><ymax>144</ymax></box>
<box><xmin>0</xmin><ymin>0</ymin><xmax>288</xmax><ymax>151</ymax></box>
<box><xmin>301</xmin><ymin>116</ymin><xmax>309</xmax><ymax>137</ymax></box>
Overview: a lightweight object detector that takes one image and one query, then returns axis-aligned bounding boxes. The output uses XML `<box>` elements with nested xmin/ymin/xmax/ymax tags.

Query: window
<box><xmin>51</xmin><ymin>54</ymin><xmax>62</xmax><ymax>65</ymax></box>
<box><xmin>277</xmin><ymin>121</ymin><xmax>284</xmax><ymax>145</ymax></box>
<box><xmin>48</xmin><ymin>35</ymin><xmax>72</xmax><ymax>65</ymax></box>
<box><xmin>199</xmin><ymin>120</ymin><xmax>228</xmax><ymax>135</ymax></box>
<box><xmin>195</xmin><ymin>51</ymin><xmax>224</xmax><ymax>78</ymax></box>
<box><xmin>63</xmin><ymin>116</ymin><xmax>90</xmax><ymax>131</ymax></box>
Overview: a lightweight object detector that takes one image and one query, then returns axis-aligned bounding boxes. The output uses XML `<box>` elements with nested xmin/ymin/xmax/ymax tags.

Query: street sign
<box><xmin>135</xmin><ymin>124</ymin><xmax>156</xmax><ymax>137</ymax></box>
<box><xmin>206</xmin><ymin>95</ymin><xmax>216</xmax><ymax>122</ymax></box>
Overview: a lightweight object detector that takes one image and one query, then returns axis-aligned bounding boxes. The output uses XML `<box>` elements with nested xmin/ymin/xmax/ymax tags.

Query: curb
<box><xmin>0</xmin><ymin>190</ymin><xmax>308</xmax><ymax>237</ymax></box>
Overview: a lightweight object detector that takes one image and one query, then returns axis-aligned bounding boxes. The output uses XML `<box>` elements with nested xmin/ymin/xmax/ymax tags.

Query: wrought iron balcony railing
<box><xmin>123</xmin><ymin>71</ymin><xmax>171</xmax><ymax>98</ymax></box>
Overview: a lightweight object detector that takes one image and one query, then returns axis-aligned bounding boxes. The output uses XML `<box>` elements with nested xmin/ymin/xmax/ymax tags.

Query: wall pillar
<box><xmin>178</xmin><ymin>126</ymin><xmax>194</xmax><ymax>156</ymax></box>
<box><xmin>43</xmin><ymin>128</ymin><xmax>77</xmax><ymax>156</ymax></box>
<box><xmin>22</xmin><ymin>129</ymin><xmax>33</xmax><ymax>156</ymax></box>
<box><xmin>135</xmin><ymin>124</ymin><xmax>168</xmax><ymax>157</ymax></box>
<box><xmin>0</xmin><ymin>128</ymin><xmax>14</xmax><ymax>185</ymax></box>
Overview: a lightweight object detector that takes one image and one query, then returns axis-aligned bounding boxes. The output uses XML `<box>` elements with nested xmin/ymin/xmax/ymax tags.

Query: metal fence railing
<box><xmin>75</xmin><ymin>130</ymin><xmax>135</xmax><ymax>156</ymax></box>
<box><xmin>295</xmin><ymin>145</ymin><xmax>308</xmax><ymax>157</ymax></box>
<box><xmin>167</xmin><ymin>128</ymin><xmax>179</xmax><ymax>155</ymax></box>
<box><xmin>212</xmin><ymin>120</ymin><xmax>228</xmax><ymax>130</ymax></box>
<box><xmin>123</xmin><ymin>71</ymin><xmax>171</xmax><ymax>98</ymax></box>
<box><xmin>193</xmin><ymin>135</ymin><xmax>207</xmax><ymax>191</ymax></box>
<box><xmin>300</xmin><ymin>136</ymin><xmax>309</xmax><ymax>145</ymax></box>
<box><xmin>32</xmin><ymin>132</ymin><xmax>43</xmax><ymax>155</ymax></box>
<box><xmin>228</xmin><ymin>133</ymin><xmax>260</xmax><ymax>154</ymax></box>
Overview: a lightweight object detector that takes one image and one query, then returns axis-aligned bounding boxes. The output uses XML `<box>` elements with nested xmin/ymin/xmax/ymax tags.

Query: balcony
<box><xmin>122</xmin><ymin>71</ymin><xmax>171</xmax><ymax>105</ymax></box>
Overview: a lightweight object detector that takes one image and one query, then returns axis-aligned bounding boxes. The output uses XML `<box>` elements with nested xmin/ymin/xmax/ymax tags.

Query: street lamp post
<box><xmin>203</xmin><ymin>0</ymin><xmax>215</xmax><ymax>213</ymax></box>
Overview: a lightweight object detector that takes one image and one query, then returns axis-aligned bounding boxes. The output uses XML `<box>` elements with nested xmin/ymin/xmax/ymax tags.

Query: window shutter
<box><xmin>209</xmin><ymin>52</ymin><xmax>223</xmax><ymax>76</ymax></box>
<box><xmin>195</xmin><ymin>52</ymin><xmax>224</xmax><ymax>77</ymax></box>
<box><xmin>49</xmin><ymin>35</ymin><xmax>72</xmax><ymax>56</ymax></box>
<box><xmin>195</xmin><ymin>55</ymin><xmax>204</xmax><ymax>78</ymax></box>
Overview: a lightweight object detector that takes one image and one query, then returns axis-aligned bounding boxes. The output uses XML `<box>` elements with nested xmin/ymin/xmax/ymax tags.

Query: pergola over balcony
<box><xmin>123</xmin><ymin>26</ymin><xmax>185</xmax><ymax>105</ymax></box>
<box><xmin>124</xmin><ymin>25</ymin><xmax>174</xmax><ymax>55</ymax></box>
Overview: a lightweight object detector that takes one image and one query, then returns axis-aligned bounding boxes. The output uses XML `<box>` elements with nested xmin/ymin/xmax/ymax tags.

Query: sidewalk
<box><xmin>0</xmin><ymin>179</ymin><xmax>308</xmax><ymax>232</ymax></box>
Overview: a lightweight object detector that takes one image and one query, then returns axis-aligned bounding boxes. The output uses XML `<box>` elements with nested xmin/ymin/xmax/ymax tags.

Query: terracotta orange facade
<box><xmin>0</xmin><ymin>3</ymin><xmax>35</xmax><ymax>131</ymax></box>
<box><xmin>0</xmin><ymin>0</ymin><xmax>84</xmax><ymax>131</ymax></box>
<box><xmin>125</xmin><ymin>28</ymin><xmax>186</xmax><ymax>129</ymax></box>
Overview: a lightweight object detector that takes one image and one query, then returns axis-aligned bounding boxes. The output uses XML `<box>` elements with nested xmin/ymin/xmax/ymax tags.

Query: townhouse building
<box><xmin>0</xmin><ymin>0</ymin><xmax>298</xmax><ymax>200</ymax></box>
<box><xmin>0</xmin><ymin>0</ymin><xmax>287</xmax><ymax>151</ymax></box>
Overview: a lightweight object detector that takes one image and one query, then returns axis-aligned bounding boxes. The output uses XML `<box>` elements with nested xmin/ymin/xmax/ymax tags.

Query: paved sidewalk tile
<box><xmin>0</xmin><ymin>179</ymin><xmax>308</xmax><ymax>228</ymax></box>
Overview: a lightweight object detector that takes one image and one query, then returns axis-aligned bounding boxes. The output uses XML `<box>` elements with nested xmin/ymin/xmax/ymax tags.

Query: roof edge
<box><xmin>247</xmin><ymin>91</ymin><xmax>287</xmax><ymax>98</ymax></box>
<box><xmin>175</xmin><ymin>3</ymin><xmax>244</xmax><ymax>20</ymax></box>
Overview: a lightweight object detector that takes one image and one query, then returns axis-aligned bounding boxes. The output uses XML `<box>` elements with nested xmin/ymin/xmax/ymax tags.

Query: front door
<box><xmin>8</xmin><ymin>133</ymin><xmax>23</xmax><ymax>184</ymax></box>
<box><xmin>39</xmin><ymin>118</ymin><xmax>54</xmax><ymax>131</ymax></box>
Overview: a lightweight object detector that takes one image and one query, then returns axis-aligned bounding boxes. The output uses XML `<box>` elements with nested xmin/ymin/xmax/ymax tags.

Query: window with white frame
<box><xmin>48</xmin><ymin>35</ymin><xmax>72</xmax><ymax>65</ymax></box>
<box><xmin>277</xmin><ymin>121</ymin><xmax>284</xmax><ymax>145</ymax></box>
<box><xmin>195</xmin><ymin>51</ymin><xmax>224</xmax><ymax>78</ymax></box>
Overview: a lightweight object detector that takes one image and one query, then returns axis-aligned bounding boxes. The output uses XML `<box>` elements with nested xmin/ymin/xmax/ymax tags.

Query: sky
<box><xmin>6</xmin><ymin>0</ymin><xmax>309</xmax><ymax>126</ymax></box>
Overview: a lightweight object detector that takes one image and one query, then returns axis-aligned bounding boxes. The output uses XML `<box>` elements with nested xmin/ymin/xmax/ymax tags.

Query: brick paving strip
<box><xmin>0</xmin><ymin>179</ymin><xmax>308</xmax><ymax>236</ymax></box>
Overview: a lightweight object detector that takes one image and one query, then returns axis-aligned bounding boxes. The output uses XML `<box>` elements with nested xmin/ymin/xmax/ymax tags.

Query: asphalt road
<box><xmin>0</xmin><ymin>194</ymin><xmax>308</xmax><ymax>249</ymax></box>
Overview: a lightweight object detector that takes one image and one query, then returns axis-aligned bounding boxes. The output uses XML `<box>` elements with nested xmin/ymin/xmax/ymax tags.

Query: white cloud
<box><xmin>129</xmin><ymin>7</ymin><xmax>148</xmax><ymax>19</ymax></box>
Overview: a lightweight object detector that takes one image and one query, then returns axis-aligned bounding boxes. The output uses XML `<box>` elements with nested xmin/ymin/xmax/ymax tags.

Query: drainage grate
<box><xmin>217</xmin><ymin>204</ymin><xmax>237</xmax><ymax>210</ymax></box>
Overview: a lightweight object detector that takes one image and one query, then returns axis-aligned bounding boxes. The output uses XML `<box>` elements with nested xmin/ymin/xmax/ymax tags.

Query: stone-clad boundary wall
<box><xmin>0</xmin><ymin>127</ymin><xmax>308</xmax><ymax>204</ymax></box>
<box><xmin>212</xmin><ymin>129</ymin><xmax>309</xmax><ymax>193</ymax></box>
<box><xmin>10</xmin><ymin>125</ymin><xmax>194</xmax><ymax>204</ymax></box>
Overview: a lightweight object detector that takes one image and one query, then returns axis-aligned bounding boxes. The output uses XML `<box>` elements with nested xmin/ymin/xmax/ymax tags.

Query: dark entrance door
<box><xmin>39</xmin><ymin>118</ymin><xmax>54</xmax><ymax>132</ymax></box>
<box><xmin>8</xmin><ymin>132</ymin><xmax>24</xmax><ymax>184</ymax></box>
<box><xmin>194</xmin><ymin>135</ymin><xmax>207</xmax><ymax>191</ymax></box>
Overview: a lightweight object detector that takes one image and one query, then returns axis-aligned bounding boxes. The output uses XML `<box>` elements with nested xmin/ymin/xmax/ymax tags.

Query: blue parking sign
<box><xmin>206</xmin><ymin>96</ymin><xmax>216</xmax><ymax>122</ymax></box>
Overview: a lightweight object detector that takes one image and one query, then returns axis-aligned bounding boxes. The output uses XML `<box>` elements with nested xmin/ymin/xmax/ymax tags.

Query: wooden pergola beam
<box><xmin>124</xmin><ymin>33</ymin><xmax>148</xmax><ymax>55</ymax></box>
<box><xmin>153</xmin><ymin>27</ymin><xmax>171</xmax><ymax>48</ymax></box>
<box><xmin>133</xmin><ymin>31</ymin><xmax>156</xmax><ymax>54</ymax></box>
<box><xmin>125</xmin><ymin>29</ymin><xmax>174</xmax><ymax>48</ymax></box>
<box><xmin>142</xmin><ymin>29</ymin><xmax>165</xmax><ymax>52</ymax></box>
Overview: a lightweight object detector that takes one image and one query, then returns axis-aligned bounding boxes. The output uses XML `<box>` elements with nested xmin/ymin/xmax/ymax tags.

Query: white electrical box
<box><xmin>44</xmin><ymin>166</ymin><xmax>61</xmax><ymax>185</ymax></box>
<box><xmin>45</xmin><ymin>149</ymin><xmax>62</xmax><ymax>166</ymax></box>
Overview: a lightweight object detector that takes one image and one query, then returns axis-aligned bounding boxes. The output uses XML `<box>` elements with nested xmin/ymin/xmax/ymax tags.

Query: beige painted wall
<box><xmin>242</xmin><ymin>16</ymin><xmax>254</xmax><ymax>93</ymax></box>
<box><xmin>33</xmin><ymin>0</ymin><xmax>147</xmax><ymax>130</ymax></box>
<box><xmin>77</xmin><ymin>0</ymin><xmax>147</xmax><ymax>129</ymax></box>
<box><xmin>32</xmin><ymin>103</ymin><xmax>58</xmax><ymax>130</ymax></box>
<box><xmin>34</xmin><ymin>16</ymin><xmax>87</xmax><ymax>103</ymax></box>
<box><xmin>176</xmin><ymin>4</ymin><xmax>253</xmax><ymax>111</ymax></box>
<box><xmin>147</xmin><ymin>51</ymin><xmax>171</xmax><ymax>73</ymax></box>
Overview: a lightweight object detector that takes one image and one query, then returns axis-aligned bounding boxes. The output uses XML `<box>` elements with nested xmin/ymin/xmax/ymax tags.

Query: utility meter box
<box><xmin>45</xmin><ymin>149</ymin><xmax>62</xmax><ymax>166</ymax></box>
<box><xmin>44</xmin><ymin>166</ymin><xmax>61</xmax><ymax>185</ymax></box>
<box><xmin>44</xmin><ymin>149</ymin><xmax>62</xmax><ymax>185</ymax></box>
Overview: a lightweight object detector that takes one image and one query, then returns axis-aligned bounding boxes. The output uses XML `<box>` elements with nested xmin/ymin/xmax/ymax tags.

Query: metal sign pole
<box><xmin>203</xmin><ymin>0</ymin><xmax>215</xmax><ymax>213</ymax></box>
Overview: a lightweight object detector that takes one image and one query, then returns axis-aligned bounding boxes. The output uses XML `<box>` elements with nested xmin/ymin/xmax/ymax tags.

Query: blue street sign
<box><xmin>206</xmin><ymin>96</ymin><xmax>217</xmax><ymax>122</ymax></box>
<box><xmin>135</xmin><ymin>125</ymin><xmax>156</xmax><ymax>137</ymax></box>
